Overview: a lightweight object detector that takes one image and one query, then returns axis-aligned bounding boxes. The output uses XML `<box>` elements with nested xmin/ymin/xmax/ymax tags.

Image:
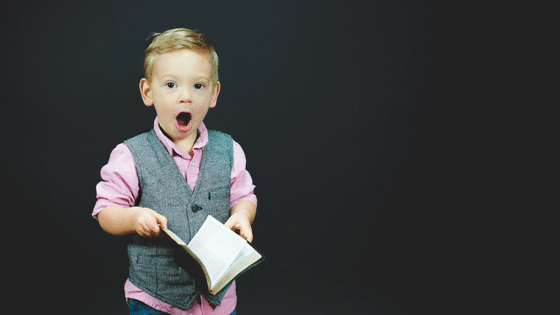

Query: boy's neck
<box><xmin>176</xmin><ymin>130</ymin><xmax>199</xmax><ymax>157</ymax></box>
<box><xmin>159</xmin><ymin>124</ymin><xmax>199</xmax><ymax>157</ymax></box>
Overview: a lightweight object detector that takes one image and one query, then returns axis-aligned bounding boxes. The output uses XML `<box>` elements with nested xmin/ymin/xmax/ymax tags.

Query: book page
<box><xmin>162</xmin><ymin>227</ymin><xmax>186</xmax><ymax>246</ymax></box>
<box><xmin>187</xmin><ymin>216</ymin><xmax>247</xmax><ymax>287</ymax></box>
<box><xmin>162</xmin><ymin>227</ymin><xmax>213</xmax><ymax>289</ymax></box>
<box><xmin>229</xmin><ymin>243</ymin><xmax>256</xmax><ymax>270</ymax></box>
<box><xmin>211</xmin><ymin>243</ymin><xmax>262</xmax><ymax>294</ymax></box>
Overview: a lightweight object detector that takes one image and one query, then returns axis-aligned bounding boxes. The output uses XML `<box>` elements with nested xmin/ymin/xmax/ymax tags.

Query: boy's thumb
<box><xmin>241</xmin><ymin>227</ymin><xmax>253</xmax><ymax>243</ymax></box>
<box><xmin>155</xmin><ymin>213</ymin><xmax>168</xmax><ymax>230</ymax></box>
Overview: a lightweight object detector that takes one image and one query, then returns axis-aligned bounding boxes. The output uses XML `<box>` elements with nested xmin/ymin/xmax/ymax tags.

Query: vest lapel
<box><xmin>146</xmin><ymin>130</ymin><xmax>195</xmax><ymax>203</ymax></box>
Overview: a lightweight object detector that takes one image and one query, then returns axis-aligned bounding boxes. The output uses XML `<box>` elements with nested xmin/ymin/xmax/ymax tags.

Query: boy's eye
<box><xmin>194</xmin><ymin>83</ymin><xmax>205</xmax><ymax>89</ymax></box>
<box><xmin>166</xmin><ymin>82</ymin><xmax>177</xmax><ymax>89</ymax></box>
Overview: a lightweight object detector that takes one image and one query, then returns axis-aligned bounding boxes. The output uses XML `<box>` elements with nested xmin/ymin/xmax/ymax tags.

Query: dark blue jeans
<box><xmin>128</xmin><ymin>299</ymin><xmax>237</xmax><ymax>315</ymax></box>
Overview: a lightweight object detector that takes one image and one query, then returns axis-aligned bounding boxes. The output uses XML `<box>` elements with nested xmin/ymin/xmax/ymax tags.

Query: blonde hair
<box><xmin>143</xmin><ymin>28</ymin><xmax>219</xmax><ymax>85</ymax></box>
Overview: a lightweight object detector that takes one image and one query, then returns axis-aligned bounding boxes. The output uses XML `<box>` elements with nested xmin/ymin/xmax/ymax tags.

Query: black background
<box><xmin>0</xmin><ymin>1</ymin><xmax>491</xmax><ymax>314</ymax></box>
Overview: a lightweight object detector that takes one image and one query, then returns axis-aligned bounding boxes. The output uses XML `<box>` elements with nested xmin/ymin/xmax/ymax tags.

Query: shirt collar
<box><xmin>153</xmin><ymin>117</ymin><xmax>209</xmax><ymax>157</ymax></box>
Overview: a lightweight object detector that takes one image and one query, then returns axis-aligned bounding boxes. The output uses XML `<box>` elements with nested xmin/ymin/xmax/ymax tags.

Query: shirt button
<box><xmin>191</xmin><ymin>161</ymin><xmax>195</xmax><ymax>166</ymax></box>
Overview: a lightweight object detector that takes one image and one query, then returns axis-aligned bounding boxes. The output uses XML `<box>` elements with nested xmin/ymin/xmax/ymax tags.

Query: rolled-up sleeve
<box><xmin>230</xmin><ymin>140</ymin><xmax>257</xmax><ymax>209</ymax></box>
<box><xmin>92</xmin><ymin>143</ymin><xmax>139</xmax><ymax>219</ymax></box>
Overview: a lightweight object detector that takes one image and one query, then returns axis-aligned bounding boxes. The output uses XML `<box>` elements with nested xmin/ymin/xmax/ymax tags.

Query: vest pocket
<box><xmin>208</xmin><ymin>189</ymin><xmax>230</xmax><ymax>223</ymax></box>
<box><xmin>132</xmin><ymin>254</ymin><xmax>194</xmax><ymax>286</ymax></box>
<box><xmin>136</xmin><ymin>253</ymin><xmax>175</xmax><ymax>267</ymax></box>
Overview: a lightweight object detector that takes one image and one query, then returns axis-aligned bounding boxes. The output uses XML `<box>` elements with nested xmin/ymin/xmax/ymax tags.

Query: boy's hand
<box><xmin>225</xmin><ymin>212</ymin><xmax>253</xmax><ymax>243</ymax></box>
<box><xmin>133</xmin><ymin>207</ymin><xmax>168</xmax><ymax>238</ymax></box>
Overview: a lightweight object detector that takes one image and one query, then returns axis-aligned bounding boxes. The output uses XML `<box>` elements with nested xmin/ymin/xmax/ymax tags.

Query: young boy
<box><xmin>92</xmin><ymin>28</ymin><xmax>257</xmax><ymax>315</ymax></box>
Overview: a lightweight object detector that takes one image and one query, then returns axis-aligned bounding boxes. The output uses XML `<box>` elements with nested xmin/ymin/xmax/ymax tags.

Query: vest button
<box><xmin>192</xmin><ymin>205</ymin><xmax>203</xmax><ymax>212</ymax></box>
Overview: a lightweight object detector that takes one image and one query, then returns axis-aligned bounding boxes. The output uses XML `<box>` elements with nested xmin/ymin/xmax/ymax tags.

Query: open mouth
<box><xmin>174</xmin><ymin>111</ymin><xmax>193</xmax><ymax>133</ymax></box>
<box><xmin>176</xmin><ymin>112</ymin><xmax>192</xmax><ymax>127</ymax></box>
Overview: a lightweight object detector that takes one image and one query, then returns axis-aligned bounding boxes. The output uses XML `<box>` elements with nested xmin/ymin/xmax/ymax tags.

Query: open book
<box><xmin>162</xmin><ymin>215</ymin><xmax>263</xmax><ymax>295</ymax></box>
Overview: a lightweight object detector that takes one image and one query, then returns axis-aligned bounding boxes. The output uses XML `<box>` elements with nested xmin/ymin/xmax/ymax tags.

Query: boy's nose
<box><xmin>178</xmin><ymin>88</ymin><xmax>192</xmax><ymax>103</ymax></box>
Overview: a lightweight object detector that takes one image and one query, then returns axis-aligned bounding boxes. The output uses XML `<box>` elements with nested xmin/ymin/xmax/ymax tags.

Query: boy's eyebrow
<box><xmin>158</xmin><ymin>74</ymin><xmax>211</xmax><ymax>82</ymax></box>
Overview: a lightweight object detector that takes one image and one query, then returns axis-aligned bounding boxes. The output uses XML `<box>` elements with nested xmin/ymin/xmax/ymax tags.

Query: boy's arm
<box><xmin>94</xmin><ymin>143</ymin><xmax>167</xmax><ymax>238</ymax></box>
<box><xmin>225</xmin><ymin>141</ymin><xmax>257</xmax><ymax>242</ymax></box>
<box><xmin>225</xmin><ymin>200</ymin><xmax>256</xmax><ymax>243</ymax></box>
<box><xmin>98</xmin><ymin>205</ymin><xmax>168</xmax><ymax>237</ymax></box>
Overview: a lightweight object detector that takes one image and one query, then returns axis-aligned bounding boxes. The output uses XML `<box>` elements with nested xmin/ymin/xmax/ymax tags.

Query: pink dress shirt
<box><xmin>93</xmin><ymin>118</ymin><xmax>257</xmax><ymax>315</ymax></box>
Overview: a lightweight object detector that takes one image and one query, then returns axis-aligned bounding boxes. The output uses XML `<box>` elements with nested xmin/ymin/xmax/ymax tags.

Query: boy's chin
<box><xmin>160</xmin><ymin>123</ymin><xmax>194</xmax><ymax>142</ymax></box>
<box><xmin>170</xmin><ymin>128</ymin><xmax>196</xmax><ymax>140</ymax></box>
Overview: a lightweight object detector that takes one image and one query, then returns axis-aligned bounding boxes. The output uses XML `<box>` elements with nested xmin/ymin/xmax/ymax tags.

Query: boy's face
<box><xmin>140</xmin><ymin>49</ymin><xmax>220</xmax><ymax>144</ymax></box>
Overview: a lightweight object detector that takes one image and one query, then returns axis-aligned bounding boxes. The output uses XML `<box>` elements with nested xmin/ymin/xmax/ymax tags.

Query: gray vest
<box><xmin>124</xmin><ymin>129</ymin><xmax>233</xmax><ymax>309</ymax></box>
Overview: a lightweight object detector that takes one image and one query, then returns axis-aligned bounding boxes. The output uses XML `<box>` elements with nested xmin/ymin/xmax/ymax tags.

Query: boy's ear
<box><xmin>139</xmin><ymin>78</ymin><xmax>154</xmax><ymax>106</ymax></box>
<box><xmin>209</xmin><ymin>81</ymin><xmax>221</xmax><ymax>108</ymax></box>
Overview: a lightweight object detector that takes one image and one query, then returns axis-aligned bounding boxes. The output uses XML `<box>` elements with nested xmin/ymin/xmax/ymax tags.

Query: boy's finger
<box><xmin>141</xmin><ymin>222</ymin><xmax>156</xmax><ymax>237</ymax></box>
<box><xmin>155</xmin><ymin>213</ymin><xmax>168</xmax><ymax>230</ymax></box>
<box><xmin>224</xmin><ymin>218</ymin><xmax>234</xmax><ymax>229</ymax></box>
<box><xmin>239</xmin><ymin>226</ymin><xmax>253</xmax><ymax>243</ymax></box>
<box><xmin>145</xmin><ymin>215</ymin><xmax>160</xmax><ymax>233</ymax></box>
